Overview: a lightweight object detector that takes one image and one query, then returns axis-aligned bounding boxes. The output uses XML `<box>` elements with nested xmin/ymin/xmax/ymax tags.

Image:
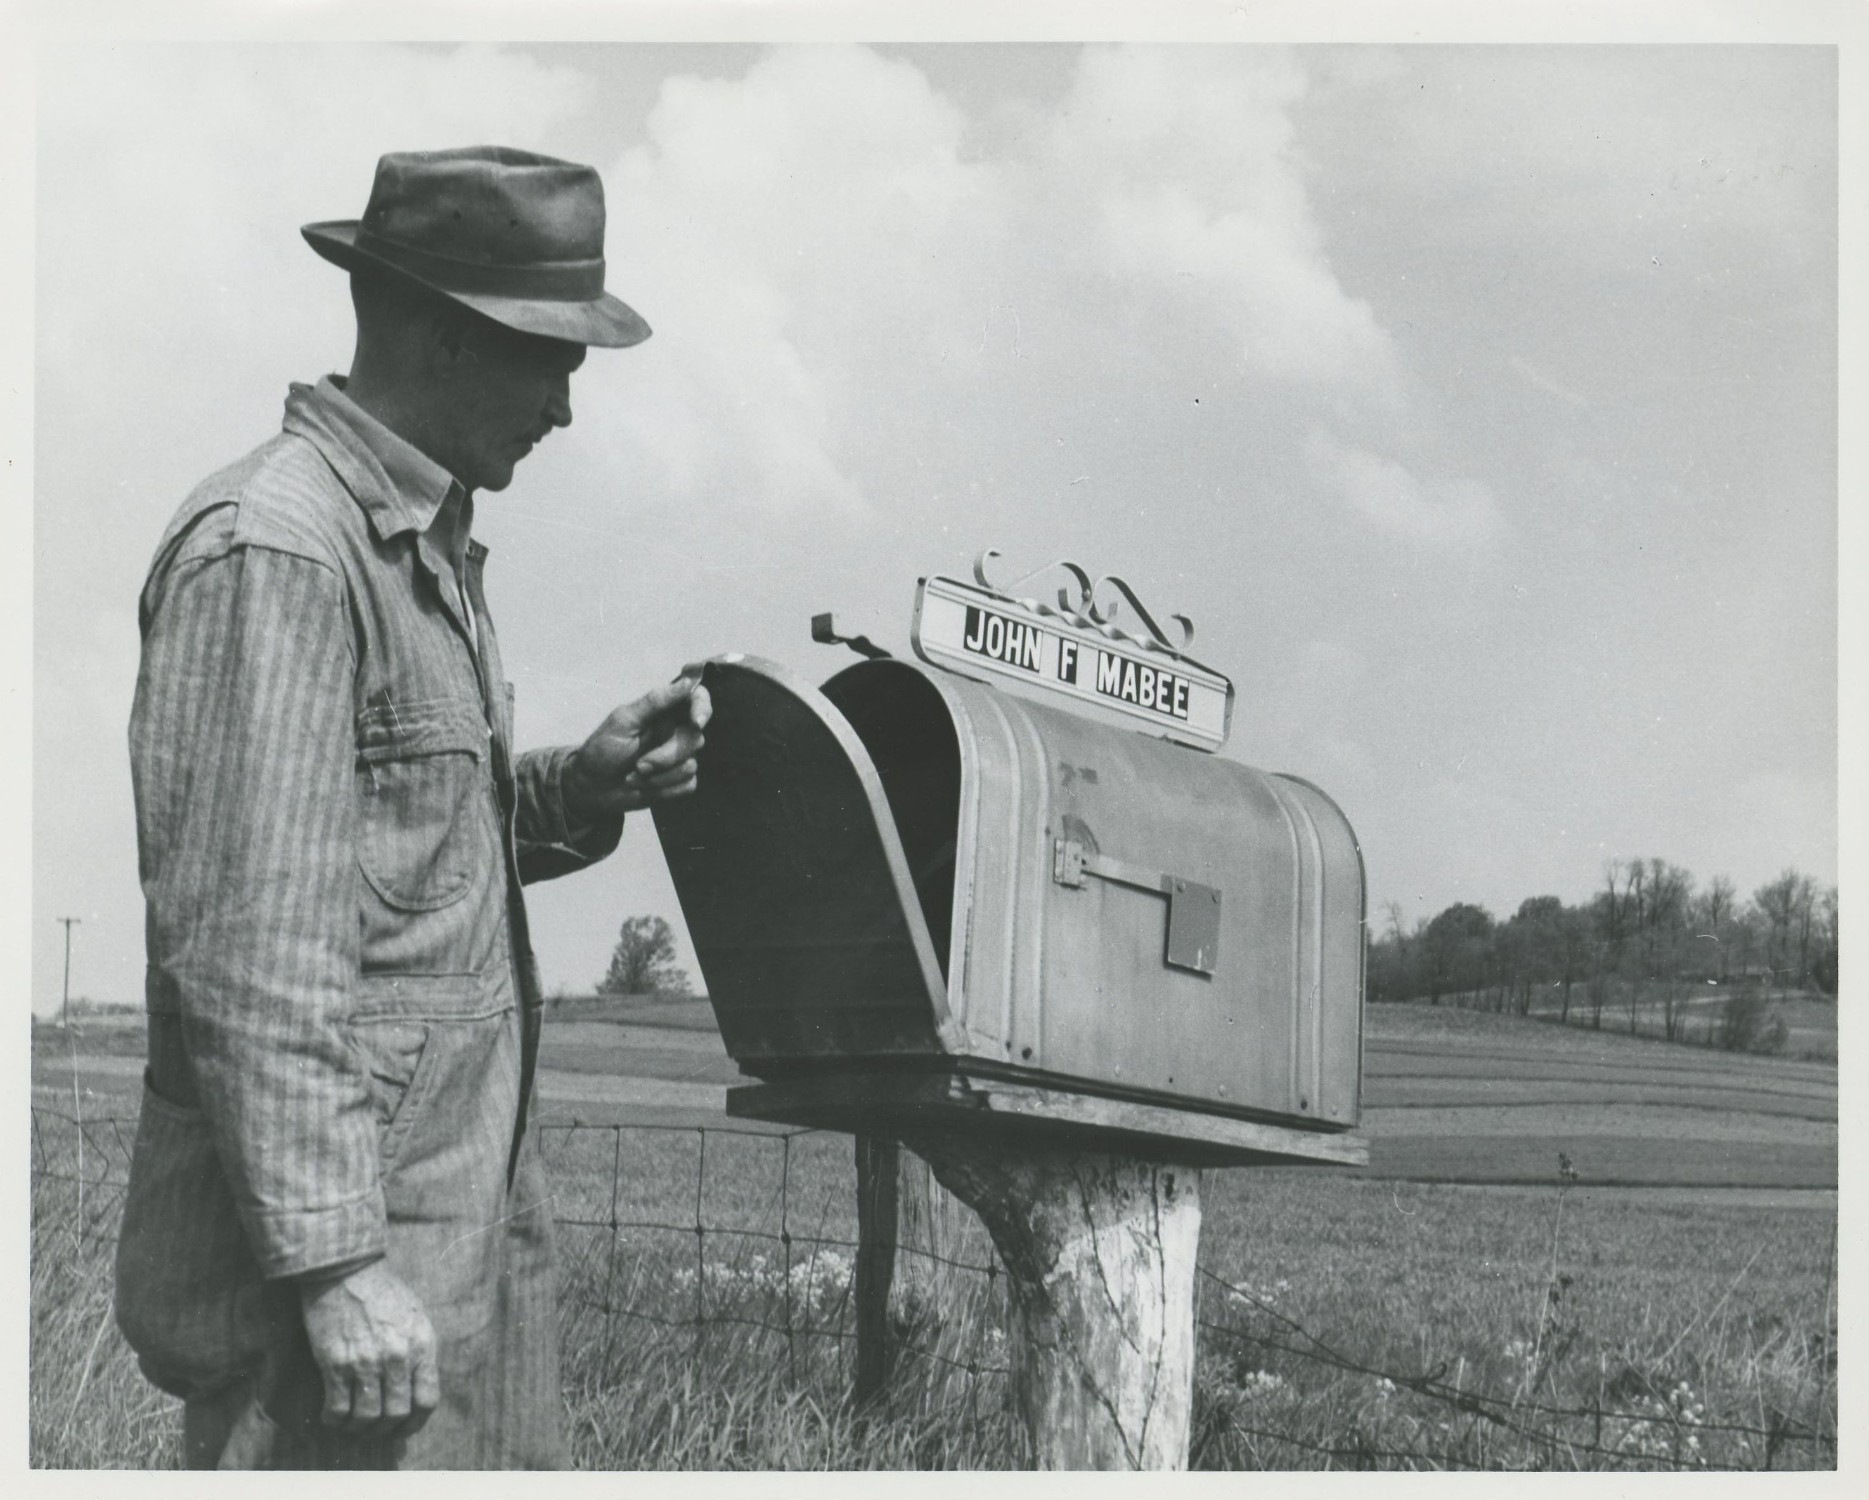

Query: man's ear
<box><xmin>427</xmin><ymin>306</ymin><xmax>474</xmax><ymax>375</ymax></box>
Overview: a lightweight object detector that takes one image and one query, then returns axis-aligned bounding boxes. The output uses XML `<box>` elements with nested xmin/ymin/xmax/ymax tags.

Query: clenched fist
<box><xmin>299</xmin><ymin>1261</ymin><xmax>440</xmax><ymax>1436</ymax></box>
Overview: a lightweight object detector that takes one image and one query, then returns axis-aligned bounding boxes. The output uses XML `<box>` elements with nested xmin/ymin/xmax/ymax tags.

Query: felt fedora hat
<box><xmin>302</xmin><ymin>145</ymin><xmax>650</xmax><ymax>348</ymax></box>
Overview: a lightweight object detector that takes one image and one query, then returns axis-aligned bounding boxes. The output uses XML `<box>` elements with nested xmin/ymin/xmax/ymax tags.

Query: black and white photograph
<box><xmin>12</xmin><ymin>0</ymin><xmax>1854</xmax><ymax>1476</ymax></box>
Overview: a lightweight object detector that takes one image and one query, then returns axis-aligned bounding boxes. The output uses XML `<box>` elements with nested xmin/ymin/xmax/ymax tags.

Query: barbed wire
<box><xmin>30</xmin><ymin>1107</ymin><xmax>1831</xmax><ymax>1470</ymax></box>
<box><xmin>1197</xmin><ymin>1266</ymin><xmax>1831</xmax><ymax>1454</ymax></box>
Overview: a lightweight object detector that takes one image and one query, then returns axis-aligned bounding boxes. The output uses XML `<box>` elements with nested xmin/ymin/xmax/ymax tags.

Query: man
<box><xmin>115</xmin><ymin>145</ymin><xmax>708</xmax><ymax>1469</ymax></box>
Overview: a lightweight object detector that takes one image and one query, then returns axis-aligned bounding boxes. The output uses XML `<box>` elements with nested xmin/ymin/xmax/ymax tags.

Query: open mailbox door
<box><xmin>650</xmin><ymin>657</ymin><xmax>962</xmax><ymax>1063</ymax></box>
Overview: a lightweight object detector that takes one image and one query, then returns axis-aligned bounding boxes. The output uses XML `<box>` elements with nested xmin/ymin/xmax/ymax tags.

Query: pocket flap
<box><xmin>355</xmin><ymin>697</ymin><xmax>489</xmax><ymax>764</ymax></box>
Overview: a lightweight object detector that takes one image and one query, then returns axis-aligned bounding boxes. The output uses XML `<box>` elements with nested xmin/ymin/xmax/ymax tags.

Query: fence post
<box><xmin>907</xmin><ymin>1134</ymin><xmax>1202</xmax><ymax>1469</ymax></box>
<box><xmin>893</xmin><ymin>1146</ymin><xmax>961</xmax><ymax>1325</ymax></box>
<box><xmin>853</xmin><ymin>1134</ymin><xmax>900</xmax><ymax>1406</ymax></box>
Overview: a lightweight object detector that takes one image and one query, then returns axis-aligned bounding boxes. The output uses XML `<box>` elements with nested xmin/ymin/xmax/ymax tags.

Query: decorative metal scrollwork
<box><xmin>971</xmin><ymin>548</ymin><xmax>1210</xmax><ymax>671</ymax></box>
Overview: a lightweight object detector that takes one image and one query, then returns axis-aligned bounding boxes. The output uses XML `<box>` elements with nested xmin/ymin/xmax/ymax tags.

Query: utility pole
<box><xmin>57</xmin><ymin>917</ymin><xmax>81</xmax><ymax>1027</ymax></box>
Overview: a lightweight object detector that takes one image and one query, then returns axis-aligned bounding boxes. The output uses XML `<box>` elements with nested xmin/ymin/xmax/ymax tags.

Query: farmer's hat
<box><xmin>302</xmin><ymin>145</ymin><xmax>650</xmax><ymax>348</ymax></box>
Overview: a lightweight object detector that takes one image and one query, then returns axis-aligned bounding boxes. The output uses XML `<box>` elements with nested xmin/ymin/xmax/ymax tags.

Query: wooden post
<box><xmin>892</xmin><ymin>1147</ymin><xmax>961</xmax><ymax>1325</ymax></box>
<box><xmin>855</xmin><ymin>1138</ymin><xmax>965</xmax><ymax>1406</ymax></box>
<box><xmin>57</xmin><ymin>917</ymin><xmax>80</xmax><ymax>1027</ymax></box>
<box><xmin>853</xmin><ymin>1134</ymin><xmax>900</xmax><ymax>1406</ymax></box>
<box><xmin>907</xmin><ymin>1134</ymin><xmax>1203</xmax><ymax>1470</ymax></box>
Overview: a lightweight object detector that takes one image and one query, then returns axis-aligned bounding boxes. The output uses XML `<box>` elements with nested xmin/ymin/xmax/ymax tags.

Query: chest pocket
<box><xmin>356</xmin><ymin>697</ymin><xmax>491</xmax><ymax>911</ymax></box>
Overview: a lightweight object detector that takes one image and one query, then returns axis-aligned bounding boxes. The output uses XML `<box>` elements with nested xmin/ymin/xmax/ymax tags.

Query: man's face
<box><xmin>436</xmin><ymin>317</ymin><xmax>588</xmax><ymax>493</ymax></box>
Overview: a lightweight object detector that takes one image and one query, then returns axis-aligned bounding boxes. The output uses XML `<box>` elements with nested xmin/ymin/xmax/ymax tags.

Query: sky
<box><xmin>28</xmin><ymin>39</ymin><xmax>1840</xmax><ymax>1011</ymax></box>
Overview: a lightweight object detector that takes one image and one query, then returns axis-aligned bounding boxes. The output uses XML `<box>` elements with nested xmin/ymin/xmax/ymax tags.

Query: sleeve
<box><xmin>511</xmin><ymin>744</ymin><xmax>625</xmax><ymax>884</ymax></box>
<box><xmin>133</xmin><ymin>541</ymin><xmax>385</xmax><ymax>1281</ymax></box>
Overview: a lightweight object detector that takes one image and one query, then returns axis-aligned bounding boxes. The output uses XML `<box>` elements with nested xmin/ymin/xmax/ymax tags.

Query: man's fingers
<box><xmin>630</xmin><ymin>674</ymin><xmax>701</xmax><ymax>726</ymax></box>
<box><xmin>380</xmin><ymin>1347</ymin><xmax>414</xmax><ymax>1423</ymax></box>
<box><xmin>635</xmin><ymin>725</ymin><xmax>705</xmax><ymax>776</ymax></box>
<box><xmin>346</xmin><ymin>1369</ymin><xmax>385</xmax><ymax>1429</ymax></box>
<box><xmin>632</xmin><ymin>759</ymin><xmax>700</xmax><ymax>795</ymax></box>
<box><xmin>412</xmin><ymin>1336</ymin><xmax>442</xmax><ymax>1417</ymax></box>
<box><xmin>320</xmin><ymin>1366</ymin><xmax>352</xmax><ymax>1427</ymax></box>
<box><xmin>390</xmin><ymin>1319</ymin><xmax>440</xmax><ymax>1435</ymax></box>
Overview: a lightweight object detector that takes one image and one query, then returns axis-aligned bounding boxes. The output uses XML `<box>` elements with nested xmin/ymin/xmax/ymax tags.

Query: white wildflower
<box><xmin>1240</xmin><ymin>1369</ymin><xmax>1288</xmax><ymax>1398</ymax></box>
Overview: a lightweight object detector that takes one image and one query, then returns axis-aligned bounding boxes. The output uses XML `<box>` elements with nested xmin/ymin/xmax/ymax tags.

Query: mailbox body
<box><xmin>654</xmin><ymin>655</ymin><xmax>1365</xmax><ymax>1134</ymax></box>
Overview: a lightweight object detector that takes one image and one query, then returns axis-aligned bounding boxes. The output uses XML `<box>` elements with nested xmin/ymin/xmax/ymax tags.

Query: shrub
<box><xmin>1714</xmin><ymin>991</ymin><xmax>1770</xmax><ymax>1053</ymax></box>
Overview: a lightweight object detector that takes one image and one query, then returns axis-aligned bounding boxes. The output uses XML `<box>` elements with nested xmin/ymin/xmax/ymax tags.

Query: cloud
<box><xmin>586</xmin><ymin>46</ymin><xmax>995</xmax><ymax>518</ymax></box>
<box><xmin>584</xmin><ymin>44</ymin><xmax>1418</xmax><ymax>522</ymax></box>
<box><xmin>1036</xmin><ymin>46</ymin><xmax>1396</xmax><ymax>387</ymax></box>
<box><xmin>1304</xmin><ymin>428</ymin><xmax>1502</xmax><ymax>546</ymax></box>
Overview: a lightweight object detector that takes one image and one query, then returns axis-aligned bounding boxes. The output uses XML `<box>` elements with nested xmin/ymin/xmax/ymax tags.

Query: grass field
<box><xmin>30</xmin><ymin>995</ymin><xmax>1837</xmax><ymax>1469</ymax></box>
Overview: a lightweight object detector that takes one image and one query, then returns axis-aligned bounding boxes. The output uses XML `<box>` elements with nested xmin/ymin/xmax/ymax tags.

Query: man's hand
<box><xmin>562</xmin><ymin>671</ymin><xmax>712</xmax><ymax>825</ymax></box>
<box><xmin>299</xmin><ymin>1261</ymin><xmax>440</xmax><ymax>1436</ymax></box>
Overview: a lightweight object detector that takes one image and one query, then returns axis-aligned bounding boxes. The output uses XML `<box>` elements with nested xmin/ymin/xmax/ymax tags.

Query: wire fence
<box><xmin>30</xmin><ymin>1105</ymin><xmax>1836</xmax><ymax>1471</ymax></box>
<box><xmin>537</xmin><ymin>1114</ymin><xmax>1015</xmax><ymax>1392</ymax></box>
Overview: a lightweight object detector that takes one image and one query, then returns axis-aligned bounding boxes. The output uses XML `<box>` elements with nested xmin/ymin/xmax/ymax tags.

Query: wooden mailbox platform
<box><xmin>727</xmin><ymin>1067</ymin><xmax>1369</xmax><ymax>1170</ymax></box>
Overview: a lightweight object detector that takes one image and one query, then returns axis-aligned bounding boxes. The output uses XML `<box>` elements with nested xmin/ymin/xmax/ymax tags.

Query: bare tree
<box><xmin>1793</xmin><ymin>873</ymin><xmax>1819</xmax><ymax>986</ymax></box>
<box><xmin>1639</xmin><ymin>859</ymin><xmax>1694</xmax><ymax>1040</ymax></box>
<box><xmin>1694</xmin><ymin>874</ymin><xmax>1738</xmax><ymax>982</ymax></box>
<box><xmin>1752</xmin><ymin>870</ymin><xmax>1804</xmax><ymax>987</ymax></box>
<box><xmin>1555</xmin><ymin>906</ymin><xmax>1591</xmax><ymax>1023</ymax></box>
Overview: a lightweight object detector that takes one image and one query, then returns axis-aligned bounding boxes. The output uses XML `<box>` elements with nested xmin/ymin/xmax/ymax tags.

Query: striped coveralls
<box><xmin>117</xmin><ymin>376</ymin><xmax>620</xmax><ymax>1468</ymax></box>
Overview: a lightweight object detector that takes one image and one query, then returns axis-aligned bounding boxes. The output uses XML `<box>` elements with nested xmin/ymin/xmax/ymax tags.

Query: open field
<box><xmin>31</xmin><ymin>996</ymin><xmax>1836</xmax><ymax>1468</ymax></box>
<box><xmin>32</xmin><ymin>1102</ymin><xmax>1835</xmax><ymax>1469</ymax></box>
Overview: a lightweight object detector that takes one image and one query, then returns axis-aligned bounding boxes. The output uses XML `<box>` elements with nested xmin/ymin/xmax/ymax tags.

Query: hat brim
<box><xmin>302</xmin><ymin>220</ymin><xmax>651</xmax><ymax>350</ymax></box>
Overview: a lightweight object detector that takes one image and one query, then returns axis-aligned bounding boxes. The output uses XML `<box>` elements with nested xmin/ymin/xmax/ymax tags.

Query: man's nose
<box><xmin>544</xmin><ymin>388</ymin><xmax>573</xmax><ymax>430</ymax></box>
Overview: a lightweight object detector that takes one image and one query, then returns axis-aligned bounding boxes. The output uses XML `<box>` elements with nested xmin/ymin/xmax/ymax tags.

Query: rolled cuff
<box><xmin>514</xmin><ymin>744</ymin><xmax>624</xmax><ymax>882</ymax></box>
<box><xmin>248</xmin><ymin>1187</ymin><xmax>390</xmax><ymax>1282</ymax></box>
<box><xmin>293</xmin><ymin>1249</ymin><xmax>389</xmax><ymax>1290</ymax></box>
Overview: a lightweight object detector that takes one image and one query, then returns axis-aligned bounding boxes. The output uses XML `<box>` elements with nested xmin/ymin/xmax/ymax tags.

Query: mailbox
<box><xmin>654</xmin><ymin>652</ymin><xmax>1366</xmax><ymax>1164</ymax></box>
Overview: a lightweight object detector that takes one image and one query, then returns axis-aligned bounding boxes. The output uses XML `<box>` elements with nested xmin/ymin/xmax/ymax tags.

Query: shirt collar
<box><xmin>282</xmin><ymin>375</ymin><xmax>465</xmax><ymax>543</ymax></box>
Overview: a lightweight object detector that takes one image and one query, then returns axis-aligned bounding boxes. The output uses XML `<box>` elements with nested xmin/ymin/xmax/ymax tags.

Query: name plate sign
<box><xmin>911</xmin><ymin>574</ymin><xmax>1233</xmax><ymax>751</ymax></box>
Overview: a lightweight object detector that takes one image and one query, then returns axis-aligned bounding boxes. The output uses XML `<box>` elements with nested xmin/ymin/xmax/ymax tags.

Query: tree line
<box><xmin>1370</xmin><ymin>861</ymin><xmax>1838</xmax><ymax>1037</ymax></box>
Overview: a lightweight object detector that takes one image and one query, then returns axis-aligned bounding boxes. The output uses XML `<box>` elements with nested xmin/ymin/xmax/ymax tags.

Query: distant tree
<box><xmin>1752</xmin><ymin>870</ymin><xmax>1806</xmax><ymax>986</ymax></box>
<box><xmin>1692</xmin><ymin>875</ymin><xmax>1738</xmax><ymax>981</ymax></box>
<box><xmin>1593</xmin><ymin>859</ymin><xmax>1634</xmax><ymax>972</ymax></box>
<box><xmin>1554</xmin><ymin>904</ymin><xmax>1592</xmax><ymax>1023</ymax></box>
<box><xmin>1792</xmin><ymin>873</ymin><xmax>1819</xmax><ymax>986</ymax></box>
<box><xmin>598</xmin><ymin>915</ymin><xmax>693</xmax><ymax>997</ymax></box>
<box><xmin>1636</xmin><ymin>859</ymin><xmax>1694</xmax><ymax>1039</ymax></box>
<box><xmin>1505</xmin><ymin>896</ymin><xmax>1566</xmax><ymax>1016</ymax></box>
<box><xmin>1588</xmin><ymin>861</ymin><xmax>1636</xmax><ymax>1030</ymax></box>
<box><xmin>1812</xmin><ymin>885</ymin><xmax>1839</xmax><ymax>996</ymax></box>
<box><xmin>1420</xmin><ymin>902</ymin><xmax>1494</xmax><ymax>1006</ymax></box>
<box><xmin>1367</xmin><ymin>900</ymin><xmax>1414</xmax><ymax>1003</ymax></box>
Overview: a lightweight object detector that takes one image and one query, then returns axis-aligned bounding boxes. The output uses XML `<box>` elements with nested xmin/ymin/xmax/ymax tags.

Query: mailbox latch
<box><xmin>1052</xmin><ymin>838</ymin><xmax>1222</xmax><ymax>976</ymax></box>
